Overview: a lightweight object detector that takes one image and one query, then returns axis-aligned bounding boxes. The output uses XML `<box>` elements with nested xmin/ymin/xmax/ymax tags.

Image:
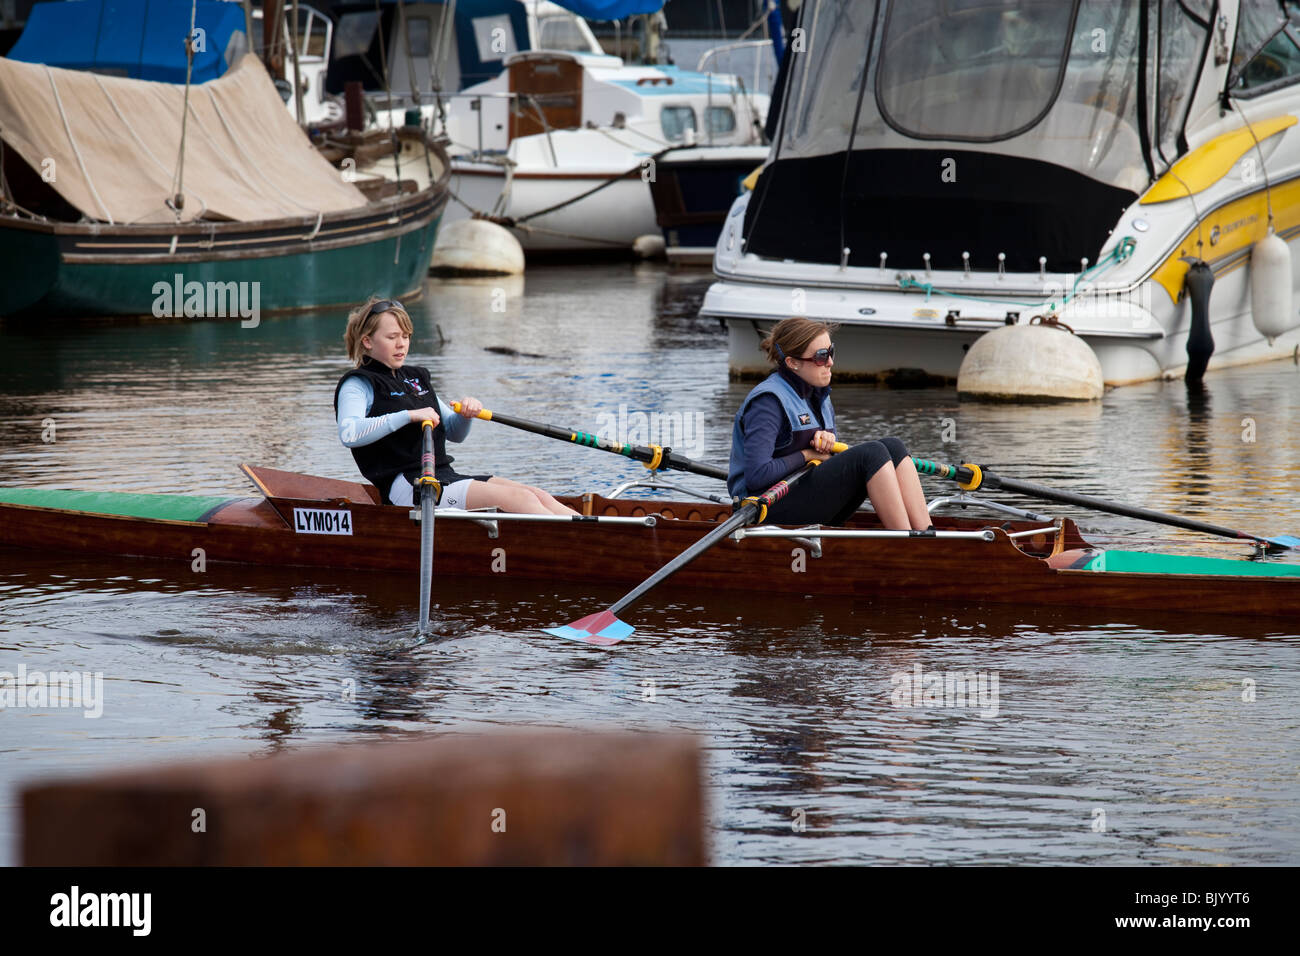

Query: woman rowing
<box><xmin>727</xmin><ymin>317</ymin><xmax>932</xmax><ymax>530</ymax></box>
<box><xmin>334</xmin><ymin>296</ymin><xmax>577</xmax><ymax>515</ymax></box>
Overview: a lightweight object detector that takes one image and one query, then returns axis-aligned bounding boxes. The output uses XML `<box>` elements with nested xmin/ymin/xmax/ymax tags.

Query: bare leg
<box><xmin>485</xmin><ymin>476</ymin><xmax>578</xmax><ymax>515</ymax></box>
<box><xmin>893</xmin><ymin>457</ymin><xmax>932</xmax><ymax>530</ymax></box>
<box><xmin>464</xmin><ymin>480</ymin><xmax>553</xmax><ymax>515</ymax></box>
<box><xmin>866</xmin><ymin>462</ymin><xmax>911</xmax><ymax>530</ymax></box>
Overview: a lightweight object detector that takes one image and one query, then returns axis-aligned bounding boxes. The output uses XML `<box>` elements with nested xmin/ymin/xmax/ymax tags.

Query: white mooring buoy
<box><xmin>633</xmin><ymin>234</ymin><xmax>667</xmax><ymax>259</ymax></box>
<box><xmin>957</xmin><ymin>322</ymin><xmax>1103</xmax><ymax>401</ymax></box>
<box><xmin>1250</xmin><ymin>232</ymin><xmax>1292</xmax><ymax>344</ymax></box>
<box><xmin>430</xmin><ymin>219</ymin><xmax>525</xmax><ymax>276</ymax></box>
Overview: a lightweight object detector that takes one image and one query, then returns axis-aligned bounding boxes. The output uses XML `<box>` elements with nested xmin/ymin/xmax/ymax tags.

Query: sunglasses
<box><xmin>365</xmin><ymin>298</ymin><xmax>403</xmax><ymax>321</ymax></box>
<box><xmin>798</xmin><ymin>345</ymin><xmax>835</xmax><ymax>366</ymax></box>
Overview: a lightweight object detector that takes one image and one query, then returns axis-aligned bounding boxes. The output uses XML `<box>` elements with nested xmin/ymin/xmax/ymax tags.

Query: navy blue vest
<box><xmin>727</xmin><ymin>370</ymin><xmax>835</xmax><ymax>498</ymax></box>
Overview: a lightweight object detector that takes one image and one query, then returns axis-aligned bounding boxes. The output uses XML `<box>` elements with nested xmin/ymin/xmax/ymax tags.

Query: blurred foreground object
<box><xmin>23</xmin><ymin>731</ymin><xmax>705</xmax><ymax>865</ymax></box>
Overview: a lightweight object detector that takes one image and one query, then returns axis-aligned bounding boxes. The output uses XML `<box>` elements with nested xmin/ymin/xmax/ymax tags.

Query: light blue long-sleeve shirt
<box><xmin>336</xmin><ymin>376</ymin><xmax>472</xmax><ymax>448</ymax></box>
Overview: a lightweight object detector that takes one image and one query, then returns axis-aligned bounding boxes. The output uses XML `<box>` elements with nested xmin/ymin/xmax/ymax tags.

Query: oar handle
<box><xmin>450</xmin><ymin>402</ymin><xmax>493</xmax><ymax>422</ymax></box>
<box><xmin>416</xmin><ymin>420</ymin><xmax>441</xmax><ymax>500</ymax></box>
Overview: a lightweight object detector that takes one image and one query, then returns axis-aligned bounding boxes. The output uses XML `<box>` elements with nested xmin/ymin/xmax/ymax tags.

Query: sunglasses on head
<box><xmin>798</xmin><ymin>344</ymin><xmax>835</xmax><ymax>366</ymax></box>
<box><xmin>365</xmin><ymin>298</ymin><xmax>403</xmax><ymax>321</ymax></box>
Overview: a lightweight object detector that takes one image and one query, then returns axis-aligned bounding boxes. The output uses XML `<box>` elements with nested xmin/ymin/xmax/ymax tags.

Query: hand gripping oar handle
<box><xmin>415</xmin><ymin>420</ymin><xmax>440</xmax><ymax>639</ymax></box>
<box><xmin>911</xmin><ymin>457</ymin><xmax>1298</xmax><ymax>550</ymax></box>
<box><xmin>451</xmin><ymin>402</ymin><xmax>847</xmax><ymax>483</ymax></box>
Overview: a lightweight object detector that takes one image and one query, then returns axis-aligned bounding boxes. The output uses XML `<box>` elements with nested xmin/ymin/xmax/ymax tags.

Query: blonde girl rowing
<box><xmin>726</xmin><ymin>317</ymin><xmax>931</xmax><ymax>529</ymax></box>
<box><xmin>333</xmin><ymin>296</ymin><xmax>577</xmax><ymax>515</ymax></box>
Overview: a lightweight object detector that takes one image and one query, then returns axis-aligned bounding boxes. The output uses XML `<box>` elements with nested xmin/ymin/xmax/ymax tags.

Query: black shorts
<box><xmin>760</xmin><ymin>436</ymin><xmax>910</xmax><ymax>526</ymax></box>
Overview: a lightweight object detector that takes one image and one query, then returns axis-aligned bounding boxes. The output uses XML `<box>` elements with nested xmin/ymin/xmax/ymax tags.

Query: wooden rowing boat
<box><xmin>2</xmin><ymin>465</ymin><xmax>1299</xmax><ymax>621</ymax></box>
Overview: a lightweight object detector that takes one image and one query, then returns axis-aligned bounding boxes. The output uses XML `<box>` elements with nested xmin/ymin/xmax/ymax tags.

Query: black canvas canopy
<box><xmin>744</xmin><ymin>0</ymin><xmax>1223</xmax><ymax>270</ymax></box>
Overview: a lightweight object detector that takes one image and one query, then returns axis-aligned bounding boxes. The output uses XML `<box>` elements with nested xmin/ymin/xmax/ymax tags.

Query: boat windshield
<box><xmin>876</xmin><ymin>1</ymin><xmax>1081</xmax><ymax>142</ymax></box>
<box><xmin>777</xmin><ymin>0</ymin><xmax>1210</xmax><ymax>193</ymax></box>
<box><xmin>537</xmin><ymin>13</ymin><xmax>601</xmax><ymax>54</ymax></box>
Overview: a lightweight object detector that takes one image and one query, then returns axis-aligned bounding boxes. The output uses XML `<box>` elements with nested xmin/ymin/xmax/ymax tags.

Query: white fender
<box><xmin>1250</xmin><ymin>232</ymin><xmax>1292</xmax><ymax>343</ymax></box>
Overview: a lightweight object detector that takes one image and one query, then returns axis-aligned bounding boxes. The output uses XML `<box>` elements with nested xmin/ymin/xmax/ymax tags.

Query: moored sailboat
<box><xmin>0</xmin><ymin>31</ymin><xmax>448</xmax><ymax>318</ymax></box>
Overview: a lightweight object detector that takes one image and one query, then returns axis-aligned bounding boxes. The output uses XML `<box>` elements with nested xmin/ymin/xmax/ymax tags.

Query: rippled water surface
<box><xmin>2</xmin><ymin>263</ymin><xmax>1298</xmax><ymax>865</ymax></box>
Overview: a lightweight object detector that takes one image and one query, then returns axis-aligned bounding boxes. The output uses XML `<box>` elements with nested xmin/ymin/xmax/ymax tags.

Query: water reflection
<box><xmin>3</xmin><ymin>264</ymin><xmax>1300</xmax><ymax>866</ymax></box>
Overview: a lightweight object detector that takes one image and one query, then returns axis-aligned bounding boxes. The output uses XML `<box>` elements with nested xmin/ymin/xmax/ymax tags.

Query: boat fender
<box><xmin>1183</xmin><ymin>259</ymin><xmax>1215</xmax><ymax>383</ymax></box>
<box><xmin>1250</xmin><ymin>232</ymin><xmax>1293</xmax><ymax>344</ymax></box>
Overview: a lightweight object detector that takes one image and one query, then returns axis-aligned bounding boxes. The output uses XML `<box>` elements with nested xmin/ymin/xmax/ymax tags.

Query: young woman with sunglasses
<box><xmin>334</xmin><ymin>296</ymin><xmax>577</xmax><ymax>515</ymax></box>
<box><xmin>726</xmin><ymin>317</ymin><xmax>932</xmax><ymax>529</ymax></box>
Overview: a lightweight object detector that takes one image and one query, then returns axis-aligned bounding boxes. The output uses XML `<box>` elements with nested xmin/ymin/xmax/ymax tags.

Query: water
<box><xmin>2</xmin><ymin>263</ymin><xmax>1298</xmax><ymax>865</ymax></box>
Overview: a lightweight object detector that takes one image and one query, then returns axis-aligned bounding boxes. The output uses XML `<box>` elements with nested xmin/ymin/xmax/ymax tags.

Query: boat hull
<box><xmin>649</xmin><ymin>146</ymin><xmax>767</xmax><ymax>265</ymax></box>
<box><xmin>443</xmin><ymin>160</ymin><xmax>657</xmax><ymax>253</ymax></box>
<box><xmin>0</xmin><ymin>185</ymin><xmax>448</xmax><ymax>318</ymax></box>
<box><xmin>2</xmin><ymin>469</ymin><xmax>1298</xmax><ymax>620</ymax></box>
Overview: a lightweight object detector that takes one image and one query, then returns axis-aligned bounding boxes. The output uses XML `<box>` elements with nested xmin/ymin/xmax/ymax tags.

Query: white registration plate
<box><xmin>292</xmin><ymin>508</ymin><xmax>353</xmax><ymax>535</ymax></box>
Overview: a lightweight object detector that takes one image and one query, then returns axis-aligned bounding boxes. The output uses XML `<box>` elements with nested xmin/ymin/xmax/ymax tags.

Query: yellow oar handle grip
<box><xmin>450</xmin><ymin>401</ymin><xmax>493</xmax><ymax>421</ymax></box>
<box><xmin>831</xmin><ymin>442</ymin><xmax>848</xmax><ymax>454</ymax></box>
<box><xmin>421</xmin><ymin>419</ymin><xmax>434</xmax><ymax>428</ymax></box>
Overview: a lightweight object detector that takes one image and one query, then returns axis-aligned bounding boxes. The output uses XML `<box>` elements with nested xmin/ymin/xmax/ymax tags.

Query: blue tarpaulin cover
<box><xmin>8</xmin><ymin>0</ymin><xmax>247</xmax><ymax>83</ymax></box>
<box><xmin>550</xmin><ymin>1</ymin><xmax>666</xmax><ymax>19</ymax></box>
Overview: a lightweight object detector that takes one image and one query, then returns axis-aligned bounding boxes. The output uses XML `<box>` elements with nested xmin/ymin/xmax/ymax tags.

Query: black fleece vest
<box><xmin>333</xmin><ymin>358</ymin><xmax>455</xmax><ymax>502</ymax></box>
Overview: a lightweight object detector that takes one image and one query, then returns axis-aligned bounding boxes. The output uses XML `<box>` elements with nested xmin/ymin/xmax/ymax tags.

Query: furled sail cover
<box><xmin>0</xmin><ymin>54</ymin><xmax>368</xmax><ymax>224</ymax></box>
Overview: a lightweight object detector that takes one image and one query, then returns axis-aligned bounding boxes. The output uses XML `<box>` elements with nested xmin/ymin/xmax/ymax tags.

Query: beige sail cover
<box><xmin>0</xmin><ymin>53</ymin><xmax>367</xmax><ymax>223</ymax></box>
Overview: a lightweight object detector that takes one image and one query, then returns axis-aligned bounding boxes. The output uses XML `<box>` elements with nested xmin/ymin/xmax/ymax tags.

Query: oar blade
<box><xmin>1265</xmin><ymin>534</ymin><xmax>1300</xmax><ymax>551</ymax></box>
<box><xmin>543</xmin><ymin>609</ymin><xmax>634</xmax><ymax>645</ymax></box>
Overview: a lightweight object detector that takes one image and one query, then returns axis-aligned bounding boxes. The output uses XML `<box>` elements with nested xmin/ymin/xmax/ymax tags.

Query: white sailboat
<box><xmin>341</xmin><ymin>1</ymin><xmax>770</xmax><ymax>252</ymax></box>
<box><xmin>703</xmin><ymin>0</ymin><xmax>1300</xmax><ymax>386</ymax></box>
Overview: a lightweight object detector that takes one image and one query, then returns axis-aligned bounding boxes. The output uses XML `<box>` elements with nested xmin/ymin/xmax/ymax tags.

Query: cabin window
<box><xmin>1156</xmin><ymin>0</ymin><xmax>1210</xmax><ymax>159</ymax></box>
<box><xmin>1231</xmin><ymin>2</ymin><xmax>1300</xmax><ymax>94</ymax></box>
<box><xmin>875</xmin><ymin>1</ymin><xmax>1081</xmax><ymax>142</ymax></box>
<box><xmin>335</xmin><ymin>11</ymin><xmax>380</xmax><ymax>58</ymax></box>
<box><xmin>407</xmin><ymin>17</ymin><xmax>431</xmax><ymax>58</ymax></box>
<box><xmin>538</xmin><ymin>14</ymin><xmax>591</xmax><ymax>53</ymax></box>
<box><xmin>661</xmin><ymin>106</ymin><xmax>697</xmax><ymax>141</ymax></box>
<box><xmin>706</xmin><ymin>106</ymin><xmax>736</xmax><ymax>136</ymax></box>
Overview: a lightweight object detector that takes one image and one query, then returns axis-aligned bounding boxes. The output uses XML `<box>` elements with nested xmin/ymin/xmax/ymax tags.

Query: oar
<box><xmin>450</xmin><ymin>401</ymin><xmax>729</xmax><ymax>480</ymax></box>
<box><xmin>544</xmin><ymin>462</ymin><xmax>823</xmax><ymax>645</ymax></box>
<box><xmin>451</xmin><ymin>401</ymin><xmax>849</xmax><ymax>483</ymax></box>
<box><xmin>912</xmin><ymin>457</ymin><xmax>1300</xmax><ymax>552</ymax></box>
<box><xmin>415</xmin><ymin>420</ymin><xmax>440</xmax><ymax>640</ymax></box>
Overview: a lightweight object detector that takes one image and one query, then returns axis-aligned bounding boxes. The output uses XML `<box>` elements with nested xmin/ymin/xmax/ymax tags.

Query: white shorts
<box><xmin>389</xmin><ymin>474</ymin><xmax>475</xmax><ymax>509</ymax></box>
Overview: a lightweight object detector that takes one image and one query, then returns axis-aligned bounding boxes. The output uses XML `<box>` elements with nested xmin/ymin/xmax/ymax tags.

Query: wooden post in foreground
<box><xmin>23</xmin><ymin>731</ymin><xmax>705</xmax><ymax>866</ymax></box>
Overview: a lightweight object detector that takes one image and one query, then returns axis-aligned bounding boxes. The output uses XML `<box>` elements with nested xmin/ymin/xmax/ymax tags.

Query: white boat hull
<box><xmin>709</xmin><ymin>263</ymin><xmax>1300</xmax><ymax>385</ymax></box>
<box><xmin>444</xmin><ymin>159</ymin><xmax>658</xmax><ymax>253</ymax></box>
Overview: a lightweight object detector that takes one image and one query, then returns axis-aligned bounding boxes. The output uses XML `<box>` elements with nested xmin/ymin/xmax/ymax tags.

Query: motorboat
<box><xmin>702</xmin><ymin>0</ymin><xmax>1300</xmax><ymax>385</ymax></box>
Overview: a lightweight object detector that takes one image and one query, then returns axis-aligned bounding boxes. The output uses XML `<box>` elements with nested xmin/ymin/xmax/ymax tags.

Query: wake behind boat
<box><xmin>1</xmin><ymin>464</ymin><xmax>1298</xmax><ymax>625</ymax></box>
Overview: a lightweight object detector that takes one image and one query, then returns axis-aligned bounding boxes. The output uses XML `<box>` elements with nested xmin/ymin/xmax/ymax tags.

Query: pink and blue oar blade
<box><xmin>543</xmin><ymin>610</ymin><xmax>634</xmax><ymax>646</ymax></box>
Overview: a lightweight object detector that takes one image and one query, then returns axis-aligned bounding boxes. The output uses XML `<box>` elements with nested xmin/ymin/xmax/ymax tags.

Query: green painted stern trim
<box><xmin>1084</xmin><ymin>550</ymin><xmax>1300</xmax><ymax>578</ymax></box>
<box><xmin>0</xmin><ymin>488</ymin><xmax>235</xmax><ymax>523</ymax></box>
